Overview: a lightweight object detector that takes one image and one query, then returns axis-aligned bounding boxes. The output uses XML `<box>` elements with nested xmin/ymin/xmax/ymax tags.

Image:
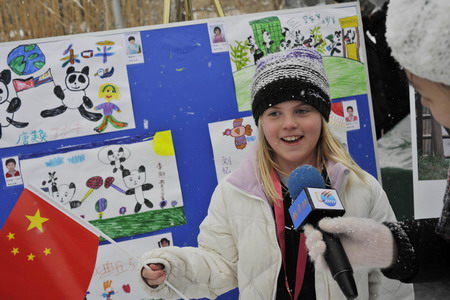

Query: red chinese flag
<box><xmin>0</xmin><ymin>189</ymin><xmax>99</xmax><ymax>300</ymax></box>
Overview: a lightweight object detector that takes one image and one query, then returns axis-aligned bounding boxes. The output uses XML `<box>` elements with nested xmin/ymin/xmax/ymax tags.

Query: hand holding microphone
<box><xmin>304</xmin><ymin>216</ymin><xmax>397</xmax><ymax>270</ymax></box>
<box><xmin>287</xmin><ymin>165</ymin><xmax>357</xmax><ymax>299</ymax></box>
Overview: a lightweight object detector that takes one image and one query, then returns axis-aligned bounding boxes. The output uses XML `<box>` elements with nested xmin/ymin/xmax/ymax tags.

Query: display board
<box><xmin>0</xmin><ymin>2</ymin><xmax>378</xmax><ymax>299</ymax></box>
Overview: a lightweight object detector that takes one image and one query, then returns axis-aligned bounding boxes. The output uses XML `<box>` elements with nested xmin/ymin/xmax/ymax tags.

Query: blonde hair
<box><xmin>256</xmin><ymin>117</ymin><xmax>367</xmax><ymax>205</ymax></box>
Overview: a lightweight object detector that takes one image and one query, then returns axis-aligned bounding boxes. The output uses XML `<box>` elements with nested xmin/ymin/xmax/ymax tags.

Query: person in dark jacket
<box><xmin>304</xmin><ymin>0</ymin><xmax>450</xmax><ymax>283</ymax></box>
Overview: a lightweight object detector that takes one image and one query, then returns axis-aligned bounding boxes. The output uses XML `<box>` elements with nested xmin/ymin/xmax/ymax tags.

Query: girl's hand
<box><xmin>142</xmin><ymin>263</ymin><xmax>166</xmax><ymax>288</ymax></box>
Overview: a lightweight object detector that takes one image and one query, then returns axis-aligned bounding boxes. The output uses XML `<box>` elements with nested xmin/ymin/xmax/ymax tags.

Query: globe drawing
<box><xmin>7</xmin><ymin>44</ymin><xmax>46</xmax><ymax>76</ymax></box>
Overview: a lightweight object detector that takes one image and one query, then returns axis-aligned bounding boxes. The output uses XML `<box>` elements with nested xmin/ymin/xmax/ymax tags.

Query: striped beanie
<box><xmin>251</xmin><ymin>46</ymin><xmax>331</xmax><ymax>125</ymax></box>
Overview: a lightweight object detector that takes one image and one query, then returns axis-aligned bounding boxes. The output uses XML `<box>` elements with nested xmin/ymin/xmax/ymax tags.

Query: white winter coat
<box><xmin>140</xmin><ymin>150</ymin><xmax>414</xmax><ymax>299</ymax></box>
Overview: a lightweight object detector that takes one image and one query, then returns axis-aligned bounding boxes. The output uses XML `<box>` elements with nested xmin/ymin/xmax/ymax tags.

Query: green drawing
<box><xmin>310</xmin><ymin>26</ymin><xmax>326</xmax><ymax>54</ymax></box>
<box><xmin>230</xmin><ymin>40</ymin><xmax>250</xmax><ymax>71</ymax></box>
<box><xmin>234</xmin><ymin>56</ymin><xmax>368</xmax><ymax>112</ymax></box>
<box><xmin>249</xmin><ymin>16</ymin><xmax>283</xmax><ymax>55</ymax></box>
<box><xmin>322</xmin><ymin>56</ymin><xmax>367</xmax><ymax>99</ymax></box>
<box><xmin>90</xmin><ymin>206</ymin><xmax>186</xmax><ymax>240</ymax></box>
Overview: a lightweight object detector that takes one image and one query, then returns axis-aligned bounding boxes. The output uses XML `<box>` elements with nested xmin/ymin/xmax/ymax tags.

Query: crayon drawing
<box><xmin>19</xmin><ymin>131</ymin><xmax>185</xmax><ymax>239</ymax></box>
<box><xmin>208</xmin><ymin>116</ymin><xmax>257</xmax><ymax>182</ymax></box>
<box><xmin>0</xmin><ymin>34</ymin><xmax>135</xmax><ymax>149</ymax></box>
<box><xmin>224</xmin><ymin>6</ymin><xmax>367</xmax><ymax>112</ymax></box>
<box><xmin>87</xmin><ymin>233</ymin><xmax>173</xmax><ymax>300</ymax></box>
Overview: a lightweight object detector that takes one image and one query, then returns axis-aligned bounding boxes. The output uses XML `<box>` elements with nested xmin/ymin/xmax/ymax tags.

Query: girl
<box><xmin>139</xmin><ymin>47</ymin><xmax>412</xmax><ymax>299</ymax></box>
<box><xmin>213</xmin><ymin>26</ymin><xmax>226</xmax><ymax>43</ymax></box>
<box><xmin>94</xmin><ymin>83</ymin><xmax>128</xmax><ymax>133</ymax></box>
<box><xmin>304</xmin><ymin>0</ymin><xmax>450</xmax><ymax>285</ymax></box>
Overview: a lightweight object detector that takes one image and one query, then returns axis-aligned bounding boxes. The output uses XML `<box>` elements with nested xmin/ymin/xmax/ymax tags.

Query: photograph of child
<box><xmin>3</xmin><ymin>156</ymin><xmax>23</xmax><ymax>187</ymax></box>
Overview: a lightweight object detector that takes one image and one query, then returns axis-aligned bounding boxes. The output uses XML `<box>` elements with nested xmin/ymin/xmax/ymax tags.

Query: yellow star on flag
<box><xmin>11</xmin><ymin>248</ymin><xmax>19</xmax><ymax>255</ymax></box>
<box><xmin>6</xmin><ymin>232</ymin><xmax>15</xmax><ymax>240</ymax></box>
<box><xmin>26</xmin><ymin>209</ymin><xmax>49</xmax><ymax>232</ymax></box>
<box><xmin>43</xmin><ymin>248</ymin><xmax>51</xmax><ymax>256</ymax></box>
<box><xmin>27</xmin><ymin>253</ymin><xmax>35</xmax><ymax>261</ymax></box>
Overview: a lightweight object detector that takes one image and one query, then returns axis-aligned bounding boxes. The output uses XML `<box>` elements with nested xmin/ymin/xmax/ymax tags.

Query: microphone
<box><xmin>287</xmin><ymin>165</ymin><xmax>358</xmax><ymax>299</ymax></box>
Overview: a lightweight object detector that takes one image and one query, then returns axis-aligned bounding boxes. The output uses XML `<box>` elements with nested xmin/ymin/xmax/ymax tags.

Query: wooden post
<box><xmin>163</xmin><ymin>0</ymin><xmax>171</xmax><ymax>24</ymax></box>
<box><xmin>212</xmin><ymin>0</ymin><xmax>225</xmax><ymax>17</ymax></box>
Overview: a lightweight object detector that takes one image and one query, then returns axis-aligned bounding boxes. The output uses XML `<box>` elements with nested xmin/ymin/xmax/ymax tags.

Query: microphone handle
<box><xmin>320</xmin><ymin>229</ymin><xmax>358</xmax><ymax>300</ymax></box>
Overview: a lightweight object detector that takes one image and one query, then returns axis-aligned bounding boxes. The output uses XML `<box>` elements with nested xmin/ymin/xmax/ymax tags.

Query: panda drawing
<box><xmin>122</xmin><ymin>165</ymin><xmax>154</xmax><ymax>213</ymax></box>
<box><xmin>41</xmin><ymin>66</ymin><xmax>102</xmax><ymax>121</ymax></box>
<box><xmin>0</xmin><ymin>69</ymin><xmax>29</xmax><ymax>139</ymax></box>
<box><xmin>262</xmin><ymin>30</ymin><xmax>274</xmax><ymax>54</ymax></box>
<box><xmin>107</xmin><ymin>147</ymin><xmax>127</xmax><ymax>173</ymax></box>
<box><xmin>51</xmin><ymin>182</ymin><xmax>81</xmax><ymax>209</ymax></box>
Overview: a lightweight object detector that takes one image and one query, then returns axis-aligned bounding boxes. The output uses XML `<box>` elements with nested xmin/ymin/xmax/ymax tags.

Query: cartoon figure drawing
<box><xmin>102</xmin><ymin>280</ymin><xmax>117</xmax><ymax>300</ymax></box>
<box><xmin>246</xmin><ymin>36</ymin><xmax>264</xmax><ymax>64</ymax></box>
<box><xmin>325</xmin><ymin>31</ymin><xmax>342</xmax><ymax>56</ymax></box>
<box><xmin>303</xmin><ymin>34</ymin><xmax>324</xmax><ymax>49</ymax></box>
<box><xmin>279</xmin><ymin>39</ymin><xmax>292</xmax><ymax>51</ymax></box>
<box><xmin>107</xmin><ymin>147</ymin><xmax>127</xmax><ymax>173</ymax></box>
<box><xmin>223</xmin><ymin>118</ymin><xmax>253</xmax><ymax>150</ymax></box>
<box><xmin>41</xmin><ymin>66</ymin><xmax>102</xmax><ymax>122</ymax></box>
<box><xmin>98</xmin><ymin>145</ymin><xmax>131</xmax><ymax>174</ymax></box>
<box><xmin>344</xmin><ymin>29</ymin><xmax>356</xmax><ymax>44</ymax></box>
<box><xmin>280</xmin><ymin>27</ymin><xmax>293</xmax><ymax>51</ymax></box>
<box><xmin>262</xmin><ymin>30</ymin><xmax>274</xmax><ymax>54</ymax></box>
<box><xmin>0</xmin><ymin>69</ymin><xmax>29</xmax><ymax>139</ymax></box>
<box><xmin>122</xmin><ymin>165</ymin><xmax>154</xmax><ymax>213</ymax></box>
<box><xmin>293</xmin><ymin>30</ymin><xmax>305</xmax><ymax>47</ymax></box>
<box><xmin>94</xmin><ymin>67</ymin><xmax>115</xmax><ymax>79</ymax></box>
<box><xmin>42</xmin><ymin>171</ymin><xmax>58</xmax><ymax>194</ymax></box>
<box><xmin>94</xmin><ymin>83</ymin><xmax>128</xmax><ymax>133</ymax></box>
<box><xmin>51</xmin><ymin>182</ymin><xmax>82</xmax><ymax>209</ymax></box>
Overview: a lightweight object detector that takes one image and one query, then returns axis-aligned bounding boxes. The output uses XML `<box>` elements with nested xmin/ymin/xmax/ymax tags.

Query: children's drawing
<box><xmin>95</xmin><ymin>40</ymin><xmax>116</xmax><ymax>64</ymax></box>
<box><xmin>104</xmin><ymin>176</ymin><xmax>126</xmax><ymax>194</ymax></box>
<box><xmin>13</xmin><ymin>68</ymin><xmax>54</xmax><ymax>92</ymax></box>
<box><xmin>60</xmin><ymin>44</ymin><xmax>80</xmax><ymax>67</ymax></box>
<box><xmin>20</xmin><ymin>132</ymin><xmax>185</xmax><ymax>239</ymax></box>
<box><xmin>0</xmin><ymin>34</ymin><xmax>136</xmax><ymax>149</ymax></box>
<box><xmin>246</xmin><ymin>36</ymin><xmax>264</xmax><ymax>64</ymax></box>
<box><xmin>325</xmin><ymin>31</ymin><xmax>342</xmax><ymax>56</ymax></box>
<box><xmin>96</xmin><ymin>198</ymin><xmax>108</xmax><ymax>219</ymax></box>
<box><xmin>0</xmin><ymin>69</ymin><xmax>29</xmax><ymax>139</ymax></box>
<box><xmin>340</xmin><ymin>16</ymin><xmax>360</xmax><ymax>61</ymax></box>
<box><xmin>102</xmin><ymin>280</ymin><xmax>117</xmax><ymax>299</ymax></box>
<box><xmin>209</xmin><ymin>116</ymin><xmax>257</xmax><ymax>182</ymax></box>
<box><xmin>41</xmin><ymin>66</ymin><xmax>102</xmax><ymax>122</ymax></box>
<box><xmin>94</xmin><ymin>83</ymin><xmax>128</xmax><ymax>133</ymax></box>
<box><xmin>225</xmin><ymin>6</ymin><xmax>365</xmax><ymax>112</ymax></box>
<box><xmin>223</xmin><ymin>118</ymin><xmax>253</xmax><ymax>150</ymax></box>
<box><xmin>88</xmin><ymin>233</ymin><xmax>173</xmax><ymax>299</ymax></box>
<box><xmin>122</xmin><ymin>165</ymin><xmax>154</xmax><ymax>213</ymax></box>
<box><xmin>81</xmin><ymin>176</ymin><xmax>104</xmax><ymax>204</ymax></box>
<box><xmin>95</xmin><ymin>67</ymin><xmax>115</xmax><ymax>79</ymax></box>
<box><xmin>52</xmin><ymin>182</ymin><xmax>80</xmax><ymax>208</ymax></box>
<box><xmin>7</xmin><ymin>44</ymin><xmax>45</xmax><ymax>76</ymax></box>
<box><xmin>98</xmin><ymin>145</ymin><xmax>131</xmax><ymax>173</ymax></box>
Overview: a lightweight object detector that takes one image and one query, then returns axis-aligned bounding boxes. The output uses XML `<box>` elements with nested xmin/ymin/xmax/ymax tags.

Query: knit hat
<box><xmin>386</xmin><ymin>0</ymin><xmax>450</xmax><ymax>86</ymax></box>
<box><xmin>251</xmin><ymin>46</ymin><xmax>331</xmax><ymax>125</ymax></box>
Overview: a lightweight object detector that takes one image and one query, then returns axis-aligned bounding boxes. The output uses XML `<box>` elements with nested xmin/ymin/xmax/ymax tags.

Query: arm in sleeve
<box><xmin>139</xmin><ymin>183</ymin><xmax>238</xmax><ymax>299</ymax></box>
<box><xmin>364</xmin><ymin>175</ymin><xmax>414</xmax><ymax>299</ymax></box>
<box><xmin>383</xmin><ymin>218</ymin><xmax>450</xmax><ymax>283</ymax></box>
